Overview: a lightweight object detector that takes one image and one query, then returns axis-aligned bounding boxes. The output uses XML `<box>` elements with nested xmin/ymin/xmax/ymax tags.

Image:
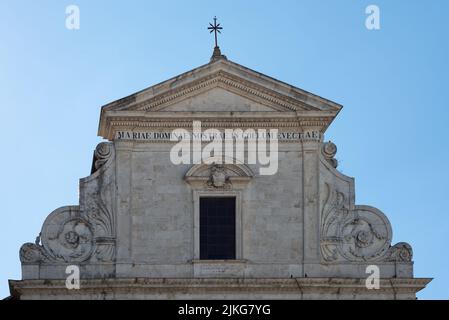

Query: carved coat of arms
<box><xmin>207</xmin><ymin>164</ymin><xmax>230</xmax><ymax>189</ymax></box>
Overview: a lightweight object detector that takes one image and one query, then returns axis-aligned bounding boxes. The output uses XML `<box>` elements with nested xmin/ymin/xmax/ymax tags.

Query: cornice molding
<box><xmin>130</xmin><ymin>71</ymin><xmax>314</xmax><ymax>112</ymax></box>
<box><xmin>98</xmin><ymin>61</ymin><xmax>343</xmax><ymax>140</ymax></box>
<box><xmin>9</xmin><ymin>278</ymin><xmax>432</xmax><ymax>299</ymax></box>
<box><xmin>101</xmin><ymin>116</ymin><xmax>333</xmax><ymax>140</ymax></box>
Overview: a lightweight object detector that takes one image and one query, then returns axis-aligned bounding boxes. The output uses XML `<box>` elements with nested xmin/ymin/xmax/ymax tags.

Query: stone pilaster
<box><xmin>114</xmin><ymin>140</ymin><xmax>134</xmax><ymax>274</ymax></box>
<box><xmin>301</xmin><ymin>131</ymin><xmax>321</xmax><ymax>276</ymax></box>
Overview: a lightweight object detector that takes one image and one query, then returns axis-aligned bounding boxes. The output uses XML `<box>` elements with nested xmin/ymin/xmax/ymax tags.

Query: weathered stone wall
<box><xmin>11</xmin><ymin>57</ymin><xmax>430</xmax><ymax>299</ymax></box>
<box><xmin>110</xmin><ymin>141</ymin><xmax>305</xmax><ymax>278</ymax></box>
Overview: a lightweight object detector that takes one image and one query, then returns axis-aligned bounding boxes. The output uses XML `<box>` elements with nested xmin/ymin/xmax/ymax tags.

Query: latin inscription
<box><xmin>115</xmin><ymin>131</ymin><xmax>321</xmax><ymax>141</ymax></box>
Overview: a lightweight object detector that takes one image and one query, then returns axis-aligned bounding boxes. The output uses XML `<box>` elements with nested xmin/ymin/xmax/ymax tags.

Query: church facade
<box><xmin>9</xmin><ymin>50</ymin><xmax>430</xmax><ymax>299</ymax></box>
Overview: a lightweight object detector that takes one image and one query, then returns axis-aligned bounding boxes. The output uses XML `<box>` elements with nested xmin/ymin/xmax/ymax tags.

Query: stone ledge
<box><xmin>9</xmin><ymin>277</ymin><xmax>432</xmax><ymax>300</ymax></box>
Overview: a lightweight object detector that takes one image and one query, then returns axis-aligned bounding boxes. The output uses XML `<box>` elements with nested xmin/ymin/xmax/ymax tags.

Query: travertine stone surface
<box><xmin>11</xmin><ymin>57</ymin><xmax>430</xmax><ymax>299</ymax></box>
<box><xmin>9</xmin><ymin>278</ymin><xmax>430</xmax><ymax>300</ymax></box>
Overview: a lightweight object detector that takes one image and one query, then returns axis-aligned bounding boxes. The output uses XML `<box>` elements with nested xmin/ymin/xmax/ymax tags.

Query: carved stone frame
<box><xmin>184</xmin><ymin>160</ymin><xmax>253</xmax><ymax>262</ymax></box>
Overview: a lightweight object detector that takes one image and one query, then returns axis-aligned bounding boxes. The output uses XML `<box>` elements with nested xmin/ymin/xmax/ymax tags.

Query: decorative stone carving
<box><xmin>41</xmin><ymin>209</ymin><xmax>94</xmax><ymax>263</ymax></box>
<box><xmin>320</xmin><ymin>184</ymin><xmax>347</xmax><ymax>262</ymax></box>
<box><xmin>339</xmin><ymin>207</ymin><xmax>391</xmax><ymax>261</ymax></box>
<box><xmin>320</xmin><ymin>183</ymin><xmax>392</xmax><ymax>262</ymax></box>
<box><xmin>134</xmin><ymin>70</ymin><xmax>314</xmax><ymax>113</ymax></box>
<box><xmin>94</xmin><ymin>237</ymin><xmax>116</xmax><ymax>262</ymax></box>
<box><xmin>322</xmin><ymin>141</ymin><xmax>338</xmax><ymax>168</ymax></box>
<box><xmin>35</xmin><ymin>233</ymin><xmax>41</xmax><ymax>246</ymax></box>
<box><xmin>13</xmin><ymin>55</ymin><xmax>428</xmax><ymax>299</ymax></box>
<box><xmin>385</xmin><ymin>242</ymin><xmax>413</xmax><ymax>262</ymax></box>
<box><xmin>19</xmin><ymin>142</ymin><xmax>117</xmax><ymax>266</ymax></box>
<box><xmin>185</xmin><ymin>158</ymin><xmax>253</xmax><ymax>190</ymax></box>
<box><xmin>206</xmin><ymin>164</ymin><xmax>231</xmax><ymax>189</ymax></box>
<box><xmin>19</xmin><ymin>243</ymin><xmax>47</xmax><ymax>264</ymax></box>
<box><xmin>98</xmin><ymin>59</ymin><xmax>343</xmax><ymax>140</ymax></box>
<box><xmin>93</xmin><ymin>142</ymin><xmax>113</xmax><ymax>171</ymax></box>
<box><xmin>83</xmin><ymin>188</ymin><xmax>116</xmax><ymax>262</ymax></box>
<box><xmin>84</xmin><ymin>142</ymin><xmax>116</xmax><ymax>262</ymax></box>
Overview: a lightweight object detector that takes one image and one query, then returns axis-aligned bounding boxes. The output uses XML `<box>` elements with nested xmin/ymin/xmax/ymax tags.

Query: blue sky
<box><xmin>0</xmin><ymin>0</ymin><xmax>448</xmax><ymax>299</ymax></box>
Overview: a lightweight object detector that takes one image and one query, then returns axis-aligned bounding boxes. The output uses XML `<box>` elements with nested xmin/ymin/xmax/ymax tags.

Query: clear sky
<box><xmin>1</xmin><ymin>0</ymin><xmax>448</xmax><ymax>299</ymax></box>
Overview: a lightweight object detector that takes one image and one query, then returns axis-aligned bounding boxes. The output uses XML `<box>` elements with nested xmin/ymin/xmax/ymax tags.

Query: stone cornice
<box><xmin>9</xmin><ymin>278</ymin><xmax>432</xmax><ymax>300</ymax></box>
<box><xmin>99</xmin><ymin>112</ymin><xmax>335</xmax><ymax>140</ymax></box>
<box><xmin>101</xmin><ymin>59</ymin><xmax>343</xmax><ymax>113</ymax></box>
<box><xmin>98</xmin><ymin>59</ymin><xmax>343</xmax><ymax>140</ymax></box>
<box><xmin>131</xmin><ymin>71</ymin><xmax>314</xmax><ymax>112</ymax></box>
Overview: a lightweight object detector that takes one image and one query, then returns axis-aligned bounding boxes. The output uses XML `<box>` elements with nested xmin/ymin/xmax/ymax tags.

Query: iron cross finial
<box><xmin>208</xmin><ymin>16</ymin><xmax>223</xmax><ymax>48</ymax></box>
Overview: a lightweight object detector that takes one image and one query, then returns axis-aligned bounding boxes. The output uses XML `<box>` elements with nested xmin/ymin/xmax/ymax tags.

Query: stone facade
<box><xmin>9</xmin><ymin>55</ymin><xmax>430</xmax><ymax>299</ymax></box>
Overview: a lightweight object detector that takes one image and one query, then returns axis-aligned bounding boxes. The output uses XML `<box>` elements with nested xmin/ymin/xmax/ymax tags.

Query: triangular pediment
<box><xmin>161</xmin><ymin>86</ymin><xmax>277</xmax><ymax>112</ymax></box>
<box><xmin>101</xmin><ymin>59</ymin><xmax>342</xmax><ymax>113</ymax></box>
<box><xmin>98</xmin><ymin>58</ymin><xmax>343</xmax><ymax>139</ymax></box>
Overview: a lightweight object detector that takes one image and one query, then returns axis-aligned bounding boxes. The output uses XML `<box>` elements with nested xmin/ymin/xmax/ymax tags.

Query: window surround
<box><xmin>184</xmin><ymin>159</ymin><xmax>253</xmax><ymax>261</ymax></box>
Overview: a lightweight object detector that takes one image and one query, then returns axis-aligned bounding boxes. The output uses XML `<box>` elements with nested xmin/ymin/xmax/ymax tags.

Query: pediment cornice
<box><xmin>98</xmin><ymin>59</ymin><xmax>343</xmax><ymax>140</ymax></box>
<box><xmin>99</xmin><ymin>112</ymin><xmax>335</xmax><ymax>140</ymax></box>
<box><xmin>128</xmin><ymin>70</ymin><xmax>313</xmax><ymax>112</ymax></box>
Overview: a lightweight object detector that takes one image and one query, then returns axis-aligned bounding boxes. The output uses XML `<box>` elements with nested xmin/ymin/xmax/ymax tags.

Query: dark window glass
<box><xmin>200</xmin><ymin>197</ymin><xmax>236</xmax><ymax>260</ymax></box>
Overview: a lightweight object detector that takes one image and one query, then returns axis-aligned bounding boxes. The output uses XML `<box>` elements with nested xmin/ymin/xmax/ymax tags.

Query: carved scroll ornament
<box><xmin>320</xmin><ymin>183</ymin><xmax>412</xmax><ymax>263</ymax></box>
<box><xmin>20</xmin><ymin>142</ymin><xmax>116</xmax><ymax>265</ymax></box>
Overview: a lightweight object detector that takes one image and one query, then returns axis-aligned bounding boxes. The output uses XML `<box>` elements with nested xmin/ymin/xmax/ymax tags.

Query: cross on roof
<box><xmin>208</xmin><ymin>16</ymin><xmax>222</xmax><ymax>48</ymax></box>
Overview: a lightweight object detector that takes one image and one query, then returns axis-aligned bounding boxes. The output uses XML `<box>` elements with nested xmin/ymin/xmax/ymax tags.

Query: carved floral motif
<box><xmin>84</xmin><ymin>142</ymin><xmax>117</xmax><ymax>262</ymax></box>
